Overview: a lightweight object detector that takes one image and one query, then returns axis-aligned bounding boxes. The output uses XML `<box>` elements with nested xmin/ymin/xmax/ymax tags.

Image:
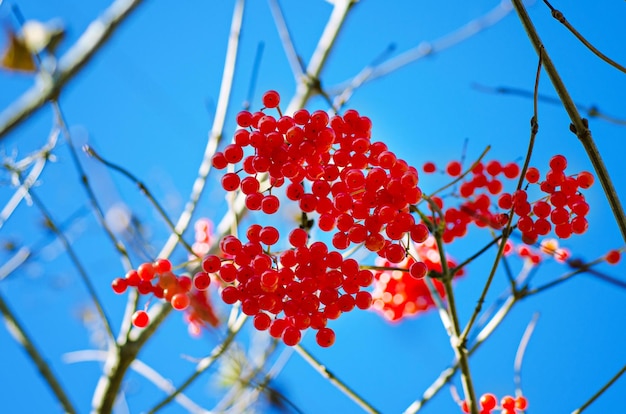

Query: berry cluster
<box><xmin>460</xmin><ymin>393</ymin><xmax>528</xmax><ymax>414</ymax></box>
<box><xmin>423</xmin><ymin>155</ymin><xmax>593</xmax><ymax>246</ymax></box>
<box><xmin>423</xmin><ymin>159</ymin><xmax>520</xmax><ymax>243</ymax></box>
<box><xmin>111</xmin><ymin>258</ymin><xmax>217</xmax><ymax>330</ymax></box>
<box><xmin>212</xmin><ymin>90</ymin><xmax>428</xmax><ymax>261</ymax></box>
<box><xmin>206</xmin><ymin>90</ymin><xmax>431</xmax><ymax>345</ymax></box>
<box><xmin>203</xmin><ymin>226</ymin><xmax>373</xmax><ymax>347</ymax></box>
<box><xmin>506</xmin><ymin>155</ymin><xmax>593</xmax><ymax>244</ymax></box>
<box><xmin>371</xmin><ymin>236</ymin><xmax>464</xmax><ymax>322</ymax></box>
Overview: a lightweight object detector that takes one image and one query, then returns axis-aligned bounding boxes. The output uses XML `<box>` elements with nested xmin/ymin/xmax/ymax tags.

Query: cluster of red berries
<box><xmin>423</xmin><ymin>155</ymin><xmax>593</xmax><ymax>245</ymax></box>
<box><xmin>460</xmin><ymin>393</ymin><xmax>528</xmax><ymax>414</ymax></box>
<box><xmin>212</xmin><ymin>90</ymin><xmax>429</xmax><ymax>263</ymax></box>
<box><xmin>111</xmin><ymin>258</ymin><xmax>217</xmax><ymax>329</ymax></box>
<box><xmin>203</xmin><ymin>226</ymin><xmax>373</xmax><ymax>347</ymax></box>
<box><xmin>423</xmin><ymin>159</ymin><xmax>520</xmax><ymax>243</ymax></box>
<box><xmin>371</xmin><ymin>236</ymin><xmax>464</xmax><ymax>322</ymax></box>
<box><xmin>505</xmin><ymin>155</ymin><xmax>593</xmax><ymax>244</ymax></box>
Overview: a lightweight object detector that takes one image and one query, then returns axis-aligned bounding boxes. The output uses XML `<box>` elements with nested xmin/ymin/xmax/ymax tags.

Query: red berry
<box><xmin>193</xmin><ymin>272</ymin><xmax>211</xmax><ymax>290</ymax></box>
<box><xmin>409</xmin><ymin>261</ymin><xmax>428</xmax><ymax>279</ymax></box>
<box><xmin>577</xmin><ymin>171</ymin><xmax>594</xmax><ymax>189</ymax></box>
<box><xmin>606</xmin><ymin>249</ymin><xmax>621</xmax><ymax>264</ymax></box>
<box><xmin>480</xmin><ymin>393</ymin><xmax>497</xmax><ymax>410</ymax></box>
<box><xmin>132</xmin><ymin>310</ymin><xmax>150</xmax><ymax>328</ymax></box>
<box><xmin>316</xmin><ymin>327</ymin><xmax>336</xmax><ymax>347</ymax></box>
<box><xmin>525</xmin><ymin>167</ymin><xmax>540</xmax><ymax>183</ymax></box>
<box><xmin>153</xmin><ymin>259</ymin><xmax>172</xmax><ymax>274</ymax></box>
<box><xmin>202</xmin><ymin>255</ymin><xmax>222</xmax><ymax>273</ymax></box>
<box><xmin>262</xmin><ymin>90</ymin><xmax>280</xmax><ymax>108</ymax></box>
<box><xmin>446</xmin><ymin>161</ymin><xmax>462</xmax><ymax>177</ymax></box>
<box><xmin>221</xmin><ymin>172</ymin><xmax>241</xmax><ymax>191</ymax></box>
<box><xmin>261</xmin><ymin>195</ymin><xmax>280</xmax><ymax>214</ymax></box>
<box><xmin>137</xmin><ymin>263</ymin><xmax>155</xmax><ymax>281</ymax></box>
<box><xmin>111</xmin><ymin>277</ymin><xmax>128</xmax><ymax>294</ymax></box>
<box><xmin>254</xmin><ymin>313</ymin><xmax>272</xmax><ymax>330</ymax></box>
<box><xmin>423</xmin><ymin>161</ymin><xmax>436</xmax><ymax>173</ymax></box>
<box><xmin>549</xmin><ymin>154</ymin><xmax>567</xmax><ymax>171</ymax></box>
<box><xmin>515</xmin><ymin>396</ymin><xmax>528</xmax><ymax>410</ymax></box>
<box><xmin>259</xmin><ymin>226</ymin><xmax>280</xmax><ymax>245</ymax></box>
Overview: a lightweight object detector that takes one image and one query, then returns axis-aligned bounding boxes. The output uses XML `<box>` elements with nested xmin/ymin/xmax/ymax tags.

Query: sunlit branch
<box><xmin>0</xmin><ymin>0</ymin><xmax>145</xmax><ymax>139</ymax></box>
<box><xmin>513</xmin><ymin>313</ymin><xmax>539</xmax><ymax>394</ymax></box>
<box><xmin>64</xmin><ymin>350</ymin><xmax>208</xmax><ymax>414</ymax></box>
<box><xmin>331</xmin><ymin>0</ymin><xmax>526</xmax><ymax>106</ymax></box>
<box><xmin>268</xmin><ymin>0</ymin><xmax>305</xmax><ymax>81</ymax></box>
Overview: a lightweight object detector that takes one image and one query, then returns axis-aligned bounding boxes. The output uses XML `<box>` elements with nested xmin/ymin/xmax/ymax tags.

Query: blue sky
<box><xmin>1</xmin><ymin>0</ymin><xmax>625</xmax><ymax>413</ymax></box>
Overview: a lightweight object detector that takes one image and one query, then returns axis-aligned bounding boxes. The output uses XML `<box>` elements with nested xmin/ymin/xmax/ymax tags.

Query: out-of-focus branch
<box><xmin>0</xmin><ymin>291</ymin><xmax>77</xmax><ymax>413</ymax></box>
<box><xmin>472</xmin><ymin>83</ymin><xmax>626</xmax><ymax>126</ymax></box>
<box><xmin>268</xmin><ymin>0</ymin><xmax>305</xmax><ymax>81</ymax></box>
<box><xmin>0</xmin><ymin>0</ymin><xmax>145</xmax><ymax>140</ymax></box>
<box><xmin>64</xmin><ymin>350</ymin><xmax>208</xmax><ymax>414</ymax></box>
<box><xmin>331</xmin><ymin>0</ymin><xmax>527</xmax><ymax>107</ymax></box>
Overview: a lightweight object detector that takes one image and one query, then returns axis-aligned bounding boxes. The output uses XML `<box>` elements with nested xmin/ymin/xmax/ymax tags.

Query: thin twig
<box><xmin>513</xmin><ymin>313</ymin><xmax>539</xmax><ymax>394</ymax></box>
<box><xmin>0</xmin><ymin>291</ymin><xmax>77</xmax><ymax>414</ymax></box>
<box><xmin>268</xmin><ymin>0</ymin><xmax>305</xmax><ymax>81</ymax></box>
<box><xmin>331</xmin><ymin>0</ymin><xmax>525</xmax><ymax>106</ymax></box>
<box><xmin>511</xmin><ymin>0</ymin><xmax>626</xmax><ymax>246</ymax></box>
<box><xmin>542</xmin><ymin>0</ymin><xmax>626</xmax><ymax>74</ymax></box>
<box><xmin>571</xmin><ymin>363</ymin><xmax>626</xmax><ymax>414</ymax></box>
<box><xmin>83</xmin><ymin>145</ymin><xmax>197</xmax><ymax>257</ymax></box>
<box><xmin>21</xmin><ymin>186</ymin><xmax>115</xmax><ymax>340</ymax></box>
<box><xmin>63</xmin><ymin>350</ymin><xmax>208</xmax><ymax>414</ymax></box>
<box><xmin>460</xmin><ymin>47</ymin><xmax>543</xmax><ymax>344</ymax></box>
<box><xmin>0</xmin><ymin>0</ymin><xmax>145</xmax><ymax>139</ymax></box>
<box><xmin>293</xmin><ymin>344</ymin><xmax>380</xmax><ymax>414</ymax></box>
<box><xmin>472</xmin><ymin>84</ymin><xmax>626</xmax><ymax>126</ymax></box>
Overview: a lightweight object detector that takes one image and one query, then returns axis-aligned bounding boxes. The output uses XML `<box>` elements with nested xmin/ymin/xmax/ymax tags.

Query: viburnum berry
<box><xmin>446</xmin><ymin>160</ymin><xmax>462</xmax><ymax>177</ymax></box>
<box><xmin>132</xmin><ymin>310</ymin><xmax>150</xmax><ymax>328</ymax></box>
<box><xmin>193</xmin><ymin>272</ymin><xmax>211</xmax><ymax>290</ymax></box>
<box><xmin>111</xmin><ymin>277</ymin><xmax>128</xmax><ymax>294</ymax></box>
<box><xmin>262</xmin><ymin>90</ymin><xmax>280</xmax><ymax>108</ymax></box>
<box><xmin>316</xmin><ymin>327</ymin><xmax>336</xmax><ymax>347</ymax></box>
<box><xmin>606</xmin><ymin>249</ymin><xmax>621</xmax><ymax>264</ymax></box>
<box><xmin>479</xmin><ymin>393</ymin><xmax>497</xmax><ymax>410</ymax></box>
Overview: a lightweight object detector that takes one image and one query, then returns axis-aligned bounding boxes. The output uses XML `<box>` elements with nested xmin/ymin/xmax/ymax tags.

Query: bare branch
<box><xmin>0</xmin><ymin>0</ymin><xmax>145</xmax><ymax>139</ymax></box>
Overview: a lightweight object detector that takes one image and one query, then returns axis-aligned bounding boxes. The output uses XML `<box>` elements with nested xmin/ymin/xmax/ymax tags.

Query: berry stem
<box><xmin>293</xmin><ymin>344</ymin><xmax>380</xmax><ymax>414</ymax></box>
<box><xmin>0</xmin><ymin>291</ymin><xmax>77</xmax><ymax>413</ymax></box>
<box><xmin>511</xmin><ymin>0</ymin><xmax>626</xmax><ymax>246</ymax></box>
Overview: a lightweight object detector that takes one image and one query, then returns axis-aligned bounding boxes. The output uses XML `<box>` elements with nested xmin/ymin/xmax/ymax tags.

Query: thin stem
<box><xmin>432</xmin><ymin>232</ymin><xmax>478</xmax><ymax>414</ymax></box>
<box><xmin>460</xmin><ymin>48</ymin><xmax>543</xmax><ymax>343</ymax></box>
<box><xmin>542</xmin><ymin>0</ymin><xmax>626</xmax><ymax>74</ymax></box>
<box><xmin>513</xmin><ymin>313</ymin><xmax>539</xmax><ymax>394</ymax></box>
<box><xmin>268</xmin><ymin>0</ymin><xmax>305</xmax><ymax>81</ymax></box>
<box><xmin>52</xmin><ymin>102</ymin><xmax>132</xmax><ymax>271</ymax></box>
<box><xmin>293</xmin><ymin>344</ymin><xmax>380</xmax><ymax>414</ymax></box>
<box><xmin>0</xmin><ymin>291</ymin><xmax>77</xmax><ymax>413</ymax></box>
<box><xmin>511</xmin><ymin>0</ymin><xmax>626</xmax><ymax>246</ymax></box>
<box><xmin>572</xmin><ymin>363</ymin><xmax>626</xmax><ymax>414</ymax></box>
<box><xmin>83</xmin><ymin>145</ymin><xmax>197</xmax><ymax>257</ymax></box>
<box><xmin>23</xmin><ymin>187</ymin><xmax>115</xmax><ymax>340</ymax></box>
